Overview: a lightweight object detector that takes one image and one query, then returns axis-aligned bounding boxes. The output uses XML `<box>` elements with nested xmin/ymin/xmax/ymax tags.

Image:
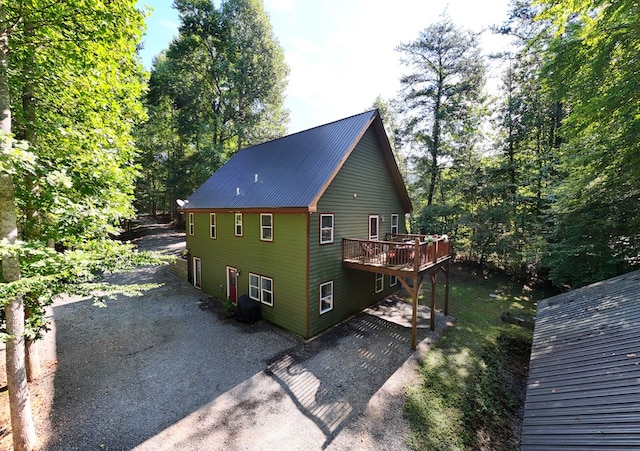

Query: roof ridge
<box><xmin>236</xmin><ymin>109</ymin><xmax>378</xmax><ymax>153</ymax></box>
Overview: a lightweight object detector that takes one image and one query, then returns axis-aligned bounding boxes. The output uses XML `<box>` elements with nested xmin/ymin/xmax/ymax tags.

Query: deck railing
<box><xmin>342</xmin><ymin>234</ymin><xmax>450</xmax><ymax>272</ymax></box>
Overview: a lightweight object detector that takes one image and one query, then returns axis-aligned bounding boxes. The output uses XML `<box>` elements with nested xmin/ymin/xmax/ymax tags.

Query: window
<box><xmin>249</xmin><ymin>273</ymin><xmax>260</xmax><ymax>301</ymax></box>
<box><xmin>391</xmin><ymin>214</ymin><xmax>399</xmax><ymax>234</ymax></box>
<box><xmin>375</xmin><ymin>273</ymin><xmax>383</xmax><ymax>293</ymax></box>
<box><xmin>188</xmin><ymin>212</ymin><xmax>194</xmax><ymax>236</ymax></box>
<box><xmin>193</xmin><ymin>257</ymin><xmax>201</xmax><ymax>289</ymax></box>
<box><xmin>260</xmin><ymin>276</ymin><xmax>273</xmax><ymax>306</ymax></box>
<box><xmin>320</xmin><ymin>214</ymin><xmax>334</xmax><ymax>244</ymax></box>
<box><xmin>369</xmin><ymin>215</ymin><xmax>379</xmax><ymax>241</ymax></box>
<box><xmin>249</xmin><ymin>273</ymin><xmax>274</xmax><ymax>306</ymax></box>
<box><xmin>235</xmin><ymin>213</ymin><xmax>243</xmax><ymax>236</ymax></box>
<box><xmin>319</xmin><ymin>281</ymin><xmax>333</xmax><ymax>314</ymax></box>
<box><xmin>260</xmin><ymin>213</ymin><xmax>273</xmax><ymax>241</ymax></box>
<box><xmin>209</xmin><ymin>213</ymin><xmax>216</xmax><ymax>239</ymax></box>
<box><xmin>389</xmin><ymin>275</ymin><xmax>397</xmax><ymax>287</ymax></box>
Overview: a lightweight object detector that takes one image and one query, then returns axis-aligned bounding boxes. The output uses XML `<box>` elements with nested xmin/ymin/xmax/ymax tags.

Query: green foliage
<box><xmin>135</xmin><ymin>0</ymin><xmax>290</xmax><ymax>216</ymax></box>
<box><xmin>397</xmin><ymin>16</ymin><xmax>486</xmax><ymax>207</ymax></box>
<box><xmin>5</xmin><ymin>0</ymin><xmax>147</xmax><ymax>244</ymax></box>
<box><xmin>536</xmin><ymin>0</ymin><xmax>640</xmax><ymax>287</ymax></box>
<box><xmin>223</xmin><ymin>297</ymin><xmax>235</xmax><ymax>316</ymax></box>
<box><xmin>1</xmin><ymin>0</ymin><xmax>165</xmax><ymax>346</ymax></box>
<box><xmin>0</xmin><ymin>238</ymin><xmax>168</xmax><ymax>341</ymax></box>
<box><xmin>404</xmin><ymin>265</ymin><xmax>539</xmax><ymax>450</ymax></box>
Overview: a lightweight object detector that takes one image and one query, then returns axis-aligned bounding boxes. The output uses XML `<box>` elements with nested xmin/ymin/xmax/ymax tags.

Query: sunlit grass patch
<box><xmin>404</xmin><ymin>263</ymin><xmax>545</xmax><ymax>450</ymax></box>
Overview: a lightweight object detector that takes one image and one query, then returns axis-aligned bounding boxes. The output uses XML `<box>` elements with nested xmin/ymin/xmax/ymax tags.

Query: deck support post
<box><xmin>443</xmin><ymin>260</ymin><xmax>450</xmax><ymax>315</ymax></box>
<box><xmin>410</xmin><ymin>276</ymin><xmax>424</xmax><ymax>350</ymax></box>
<box><xmin>398</xmin><ymin>274</ymin><xmax>423</xmax><ymax>350</ymax></box>
<box><xmin>430</xmin><ymin>271</ymin><xmax>437</xmax><ymax>331</ymax></box>
<box><xmin>342</xmin><ymin>235</ymin><xmax>452</xmax><ymax>350</ymax></box>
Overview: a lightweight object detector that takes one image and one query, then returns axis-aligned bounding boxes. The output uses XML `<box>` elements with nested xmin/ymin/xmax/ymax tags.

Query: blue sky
<box><xmin>137</xmin><ymin>0</ymin><xmax>511</xmax><ymax>134</ymax></box>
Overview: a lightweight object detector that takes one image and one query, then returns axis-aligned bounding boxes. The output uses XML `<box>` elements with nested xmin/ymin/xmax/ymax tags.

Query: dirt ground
<box><xmin>0</xmin><ymin>217</ymin><xmax>450</xmax><ymax>450</ymax></box>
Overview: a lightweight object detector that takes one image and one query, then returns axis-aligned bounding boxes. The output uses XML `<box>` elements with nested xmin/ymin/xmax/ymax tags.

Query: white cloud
<box><xmin>159</xmin><ymin>19</ymin><xmax>179</xmax><ymax>36</ymax></box>
<box><xmin>267</xmin><ymin>0</ymin><xmax>513</xmax><ymax>132</ymax></box>
<box><xmin>264</xmin><ymin>0</ymin><xmax>295</xmax><ymax>14</ymax></box>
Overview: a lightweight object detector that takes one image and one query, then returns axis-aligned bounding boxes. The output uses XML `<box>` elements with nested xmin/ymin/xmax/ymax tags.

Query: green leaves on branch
<box><xmin>536</xmin><ymin>0</ymin><xmax>640</xmax><ymax>287</ymax></box>
<box><xmin>0</xmin><ymin>133</ymin><xmax>36</xmax><ymax>176</ymax></box>
<box><xmin>0</xmin><ymin>238</ymin><xmax>169</xmax><ymax>342</ymax></box>
<box><xmin>5</xmin><ymin>0</ymin><xmax>147</xmax><ymax>244</ymax></box>
<box><xmin>135</xmin><ymin>0</ymin><xmax>289</xmax><ymax>215</ymax></box>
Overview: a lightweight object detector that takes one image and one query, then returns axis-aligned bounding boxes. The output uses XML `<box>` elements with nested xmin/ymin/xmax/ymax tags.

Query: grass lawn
<box><xmin>403</xmin><ymin>263</ymin><xmax>553</xmax><ymax>450</ymax></box>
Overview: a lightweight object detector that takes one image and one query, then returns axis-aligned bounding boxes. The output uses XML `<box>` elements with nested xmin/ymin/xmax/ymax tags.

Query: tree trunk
<box><xmin>25</xmin><ymin>306</ymin><xmax>41</xmax><ymax>382</ymax></box>
<box><xmin>427</xmin><ymin>79</ymin><xmax>443</xmax><ymax>206</ymax></box>
<box><xmin>1</xmin><ymin>7</ymin><xmax>38</xmax><ymax>449</ymax></box>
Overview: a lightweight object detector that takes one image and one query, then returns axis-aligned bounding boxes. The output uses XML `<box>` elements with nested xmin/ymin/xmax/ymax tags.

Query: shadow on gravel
<box><xmin>43</xmin><ymin>266</ymin><xmax>298</xmax><ymax>450</ymax></box>
<box><xmin>265</xmin><ymin>313</ymin><xmax>439</xmax><ymax>449</ymax></box>
<box><xmin>35</xmin><ymin>217</ymin><xmax>445</xmax><ymax>450</ymax></box>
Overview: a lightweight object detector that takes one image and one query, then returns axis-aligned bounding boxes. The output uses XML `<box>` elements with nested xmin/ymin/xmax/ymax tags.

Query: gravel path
<box><xmin>1</xmin><ymin>217</ymin><xmax>449</xmax><ymax>450</ymax></box>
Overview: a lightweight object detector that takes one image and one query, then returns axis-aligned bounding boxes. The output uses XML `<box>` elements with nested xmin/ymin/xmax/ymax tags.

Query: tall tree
<box><xmin>471</xmin><ymin>0</ymin><xmax>560</xmax><ymax>277</ymax></box>
<box><xmin>1</xmin><ymin>3</ymin><xmax>37</xmax><ymax>447</ymax></box>
<box><xmin>136</xmin><ymin>0</ymin><xmax>289</xmax><ymax>216</ymax></box>
<box><xmin>1</xmin><ymin>2</ymin><xmax>151</xmax><ymax>448</ymax></box>
<box><xmin>397</xmin><ymin>17</ymin><xmax>486</xmax><ymax>207</ymax></box>
<box><xmin>536</xmin><ymin>0</ymin><xmax>640</xmax><ymax>287</ymax></box>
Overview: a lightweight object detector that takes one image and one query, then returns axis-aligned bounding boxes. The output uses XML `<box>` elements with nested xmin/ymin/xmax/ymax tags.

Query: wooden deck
<box><xmin>342</xmin><ymin>234</ymin><xmax>452</xmax><ymax>349</ymax></box>
<box><xmin>342</xmin><ymin>234</ymin><xmax>451</xmax><ymax>275</ymax></box>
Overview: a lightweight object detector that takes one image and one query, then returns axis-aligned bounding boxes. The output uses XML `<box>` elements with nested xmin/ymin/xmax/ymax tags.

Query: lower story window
<box><xmin>249</xmin><ymin>273</ymin><xmax>260</xmax><ymax>300</ymax></box>
<box><xmin>390</xmin><ymin>275</ymin><xmax>397</xmax><ymax>287</ymax></box>
<box><xmin>375</xmin><ymin>273</ymin><xmax>383</xmax><ymax>293</ymax></box>
<box><xmin>261</xmin><ymin>276</ymin><xmax>273</xmax><ymax>306</ymax></box>
<box><xmin>319</xmin><ymin>281</ymin><xmax>333</xmax><ymax>314</ymax></box>
<box><xmin>249</xmin><ymin>273</ymin><xmax>273</xmax><ymax>306</ymax></box>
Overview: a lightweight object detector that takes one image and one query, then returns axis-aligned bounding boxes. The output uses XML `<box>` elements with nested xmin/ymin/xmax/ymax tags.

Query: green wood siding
<box><xmin>186</xmin><ymin>211</ymin><xmax>309</xmax><ymax>336</ymax></box>
<box><xmin>308</xmin><ymin>128</ymin><xmax>408</xmax><ymax>336</ymax></box>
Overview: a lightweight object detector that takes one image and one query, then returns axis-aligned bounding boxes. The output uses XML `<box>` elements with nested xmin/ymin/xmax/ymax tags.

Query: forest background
<box><xmin>1</xmin><ymin>0</ymin><xmax>639</xmax><ymax>449</ymax></box>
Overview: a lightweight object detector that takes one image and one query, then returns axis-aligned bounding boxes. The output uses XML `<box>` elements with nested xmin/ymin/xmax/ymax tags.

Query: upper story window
<box><xmin>235</xmin><ymin>213</ymin><xmax>243</xmax><ymax>236</ymax></box>
<box><xmin>260</xmin><ymin>213</ymin><xmax>273</xmax><ymax>241</ymax></box>
<box><xmin>368</xmin><ymin>215</ymin><xmax>379</xmax><ymax>241</ymax></box>
<box><xmin>391</xmin><ymin>214</ymin><xmax>399</xmax><ymax>234</ymax></box>
<box><xmin>209</xmin><ymin>213</ymin><xmax>216</xmax><ymax>239</ymax></box>
<box><xmin>188</xmin><ymin>212</ymin><xmax>194</xmax><ymax>236</ymax></box>
<box><xmin>320</xmin><ymin>213</ymin><xmax>334</xmax><ymax>244</ymax></box>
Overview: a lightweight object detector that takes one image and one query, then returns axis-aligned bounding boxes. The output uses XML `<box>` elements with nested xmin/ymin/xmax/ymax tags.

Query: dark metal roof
<box><xmin>186</xmin><ymin>109</ymin><xmax>411</xmax><ymax>212</ymax></box>
<box><xmin>521</xmin><ymin>270</ymin><xmax>640</xmax><ymax>450</ymax></box>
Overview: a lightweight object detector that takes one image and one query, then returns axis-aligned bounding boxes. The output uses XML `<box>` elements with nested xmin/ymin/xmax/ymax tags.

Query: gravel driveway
<box><xmin>1</xmin><ymin>217</ymin><xmax>449</xmax><ymax>450</ymax></box>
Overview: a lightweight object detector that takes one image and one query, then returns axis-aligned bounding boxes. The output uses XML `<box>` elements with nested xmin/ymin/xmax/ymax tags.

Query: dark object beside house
<box><xmin>235</xmin><ymin>295</ymin><xmax>261</xmax><ymax>324</ymax></box>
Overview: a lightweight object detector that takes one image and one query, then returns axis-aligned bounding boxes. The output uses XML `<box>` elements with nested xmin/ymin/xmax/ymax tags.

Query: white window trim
<box><xmin>368</xmin><ymin>214</ymin><xmax>379</xmax><ymax>241</ymax></box>
<box><xmin>188</xmin><ymin>212</ymin><xmax>194</xmax><ymax>236</ymax></box>
<box><xmin>260</xmin><ymin>276</ymin><xmax>273</xmax><ymax>306</ymax></box>
<box><xmin>235</xmin><ymin>213</ymin><xmax>243</xmax><ymax>237</ymax></box>
<box><xmin>193</xmin><ymin>257</ymin><xmax>201</xmax><ymax>289</ymax></box>
<box><xmin>375</xmin><ymin>273</ymin><xmax>383</xmax><ymax>293</ymax></box>
<box><xmin>260</xmin><ymin>213</ymin><xmax>273</xmax><ymax>241</ymax></box>
<box><xmin>249</xmin><ymin>273</ymin><xmax>260</xmax><ymax>301</ymax></box>
<box><xmin>391</xmin><ymin>214</ymin><xmax>399</xmax><ymax>234</ymax></box>
<box><xmin>389</xmin><ymin>275</ymin><xmax>397</xmax><ymax>287</ymax></box>
<box><xmin>319</xmin><ymin>281</ymin><xmax>334</xmax><ymax>314</ymax></box>
<box><xmin>209</xmin><ymin>213</ymin><xmax>216</xmax><ymax>239</ymax></box>
<box><xmin>320</xmin><ymin>213</ymin><xmax>334</xmax><ymax>244</ymax></box>
<box><xmin>249</xmin><ymin>273</ymin><xmax>274</xmax><ymax>306</ymax></box>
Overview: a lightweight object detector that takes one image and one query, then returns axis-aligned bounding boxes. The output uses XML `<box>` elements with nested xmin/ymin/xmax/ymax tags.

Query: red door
<box><xmin>227</xmin><ymin>267</ymin><xmax>238</xmax><ymax>305</ymax></box>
